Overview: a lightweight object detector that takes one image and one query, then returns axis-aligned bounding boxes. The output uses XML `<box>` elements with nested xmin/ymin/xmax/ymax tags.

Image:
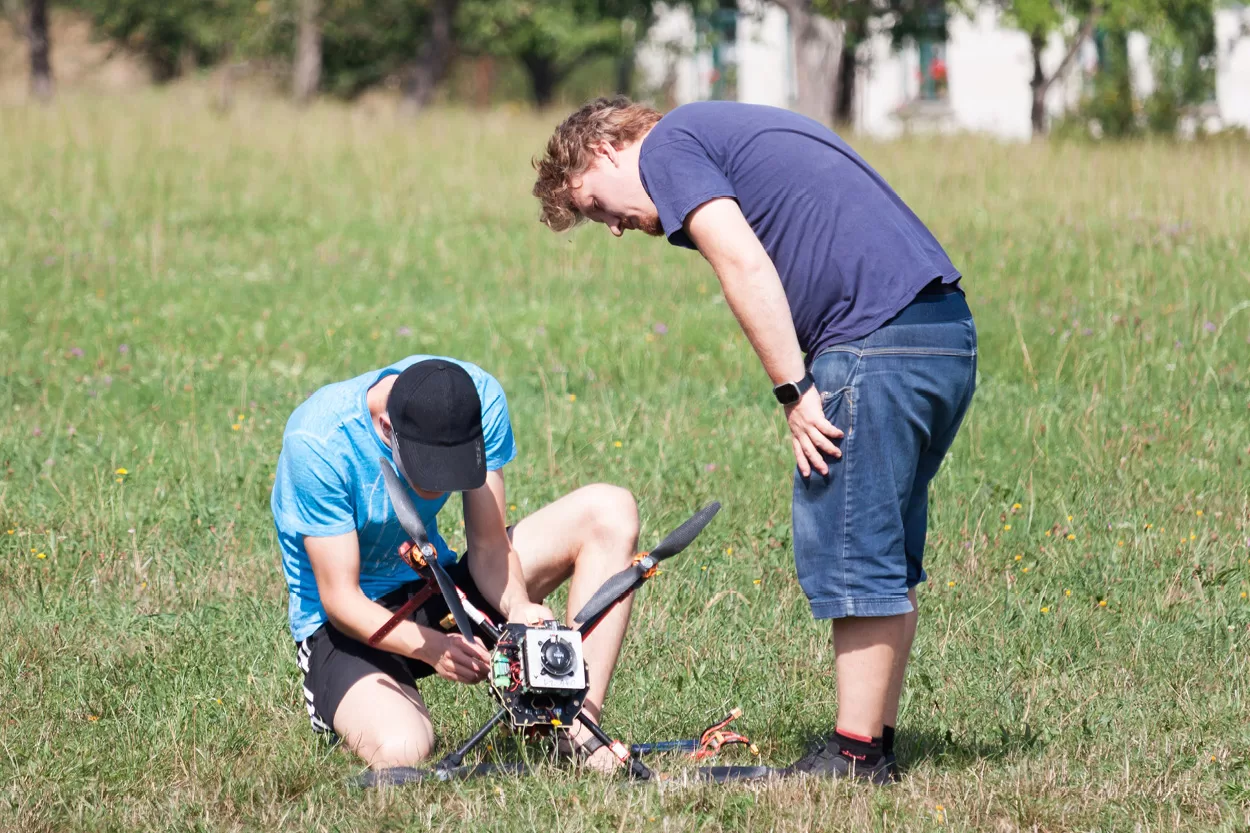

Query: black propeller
<box><xmin>379</xmin><ymin>459</ymin><xmax>476</xmax><ymax>643</ymax></box>
<box><xmin>573</xmin><ymin>501</ymin><xmax>721</xmax><ymax>629</ymax></box>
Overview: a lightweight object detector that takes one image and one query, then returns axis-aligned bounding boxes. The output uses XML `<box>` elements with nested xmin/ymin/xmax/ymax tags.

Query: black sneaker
<box><xmin>785</xmin><ymin>740</ymin><xmax>897</xmax><ymax>785</ymax></box>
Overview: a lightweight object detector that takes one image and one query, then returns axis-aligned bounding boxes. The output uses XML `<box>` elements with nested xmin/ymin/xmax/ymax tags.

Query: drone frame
<box><xmin>357</xmin><ymin>460</ymin><xmax>775</xmax><ymax>785</ymax></box>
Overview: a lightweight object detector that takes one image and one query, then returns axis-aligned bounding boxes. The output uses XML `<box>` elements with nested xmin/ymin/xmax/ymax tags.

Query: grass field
<box><xmin>2</xmin><ymin>88</ymin><xmax>1249</xmax><ymax>832</ymax></box>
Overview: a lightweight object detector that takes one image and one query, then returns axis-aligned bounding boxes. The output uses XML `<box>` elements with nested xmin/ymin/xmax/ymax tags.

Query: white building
<box><xmin>635</xmin><ymin>1</ymin><xmax>1250</xmax><ymax>140</ymax></box>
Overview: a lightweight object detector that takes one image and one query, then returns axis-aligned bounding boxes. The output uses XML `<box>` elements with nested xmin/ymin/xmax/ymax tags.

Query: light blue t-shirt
<box><xmin>271</xmin><ymin>356</ymin><xmax>517</xmax><ymax>641</ymax></box>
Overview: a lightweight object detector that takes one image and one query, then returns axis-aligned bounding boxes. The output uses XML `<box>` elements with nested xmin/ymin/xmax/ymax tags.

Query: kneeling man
<box><xmin>272</xmin><ymin>356</ymin><xmax>639</xmax><ymax>772</ymax></box>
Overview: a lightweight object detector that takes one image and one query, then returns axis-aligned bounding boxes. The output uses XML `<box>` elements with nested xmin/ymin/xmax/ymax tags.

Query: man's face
<box><xmin>569</xmin><ymin>140</ymin><xmax>664</xmax><ymax>238</ymax></box>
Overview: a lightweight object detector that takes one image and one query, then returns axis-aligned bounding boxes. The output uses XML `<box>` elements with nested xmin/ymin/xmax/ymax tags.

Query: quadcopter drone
<box><xmin>358</xmin><ymin>460</ymin><xmax>776</xmax><ymax>787</ymax></box>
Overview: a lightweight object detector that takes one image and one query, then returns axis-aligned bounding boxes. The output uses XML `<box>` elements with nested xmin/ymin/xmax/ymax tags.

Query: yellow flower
<box><xmin>701</xmin><ymin>565</ymin><xmax>708</xmax><ymax>571</ymax></box>
<box><xmin>1241</xmin><ymin>592</ymin><xmax>1247</xmax><ymax>599</ymax></box>
<box><xmin>237</xmin><ymin>414</ymin><xmax>246</xmax><ymax>422</ymax></box>
<box><xmin>231</xmin><ymin>424</ymin><xmax>241</xmax><ymax>431</ymax></box>
<box><xmin>115</xmin><ymin>468</ymin><xmax>128</xmax><ymax>475</ymax></box>
<box><xmin>1189</xmin><ymin>533</ymin><xmax>1196</xmax><ymax>541</ymax></box>
<box><xmin>115</xmin><ymin>478</ymin><xmax>123</xmax><ymax>483</ymax></box>
<box><xmin>6</xmin><ymin>530</ymin><xmax>13</xmax><ymax>535</ymax></box>
<box><xmin>725</xmin><ymin>547</ymin><xmax>734</xmax><ymax>555</ymax></box>
<box><xmin>753</xmin><ymin>579</ymin><xmax>761</xmax><ymax>585</ymax></box>
<box><xmin>1022</xmin><ymin>567</ymin><xmax>1030</xmax><ymax>573</ymax></box>
<box><xmin>1003</xmin><ymin>524</ymin><xmax>1012</xmax><ymax>531</ymax></box>
<box><xmin>1196</xmin><ymin>510</ymin><xmax>1204</xmax><ymax>517</ymax></box>
<box><xmin>948</xmin><ymin>580</ymin><xmax>956</xmax><ymax>588</ymax></box>
<box><xmin>936</xmin><ymin>804</ymin><xmax>945</xmax><ymax>812</ymax></box>
<box><xmin>567</xmin><ymin>394</ymin><xmax>576</xmax><ymax>402</ymax></box>
<box><xmin>1014</xmin><ymin>554</ymin><xmax>1023</xmax><ymax>561</ymax></box>
<box><xmin>1065</xmin><ymin>589</ymin><xmax>1072</xmax><ymax>597</ymax></box>
<box><xmin>1117</xmin><ymin>540</ymin><xmax>1125</xmax><ymax>546</ymax></box>
<box><xmin>1066</xmin><ymin>533</ymin><xmax>1076</xmax><ymax>540</ymax></box>
<box><xmin>1145</xmin><ymin>523</ymin><xmax>1153</xmax><ymax>530</ymax></box>
<box><xmin>509</xmin><ymin>504</ymin><xmax>516</xmax><ymax>512</ymax></box>
<box><xmin>1099</xmin><ymin>599</ymin><xmax>1107</xmax><ymax>607</ymax></box>
<box><xmin>1045</xmin><ymin>530</ymin><xmax>1052</xmax><ymax>537</ymax></box>
<box><xmin>36</xmin><ymin>552</ymin><xmax>47</xmax><ymax>559</ymax></box>
<box><xmin>216</xmin><ymin>698</ymin><xmax>223</xmax><ymax>704</ymax></box>
<box><xmin>87</xmin><ymin>715</ymin><xmax>99</xmax><ymax>722</ymax></box>
<box><xmin>1067</xmin><ymin>515</ymin><xmax>1073</xmax><ymax>522</ymax></box>
<box><xmin>1040</xmin><ymin>606</ymin><xmax>1050</xmax><ymax>613</ymax></box>
<box><xmin>613</xmin><ymin>441</ymin><xmax>622</xmax><ymax>448</ymax></box>
<box><xmin>1012</xmin><ymin>503</ymin><xmax>1022</xmax><ymax>510</ymax></box>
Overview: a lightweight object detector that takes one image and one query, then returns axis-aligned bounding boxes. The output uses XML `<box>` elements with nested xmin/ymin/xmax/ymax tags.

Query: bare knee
<box><xmin>363</xmin><ymin>731</ymin><xmax>434</xmax><ymax>769</ymax></box>
<box><xmin>576</xmin><ymin>484</ymin><xmax>640</xmax><ymax>556</ymax></box>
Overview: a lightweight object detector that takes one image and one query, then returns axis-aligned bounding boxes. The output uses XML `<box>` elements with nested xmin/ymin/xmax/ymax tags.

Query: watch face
<box><xmin>774</xmin><ymin>383</ymin><xmax>800</xmax><ymax>405</ymax></box>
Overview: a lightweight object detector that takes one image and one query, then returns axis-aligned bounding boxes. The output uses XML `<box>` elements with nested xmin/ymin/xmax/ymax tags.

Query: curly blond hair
<box><xmin>532</xmin><ymin>96</ymin><xmax>663</xmax><ymax>232</ymax></box>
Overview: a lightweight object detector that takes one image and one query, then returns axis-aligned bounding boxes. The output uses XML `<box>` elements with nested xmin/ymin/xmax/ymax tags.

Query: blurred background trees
<box><xmin>9</xmin><ymin>0</ymin><xmax>1230</xmax><ymax>139</ymax></box>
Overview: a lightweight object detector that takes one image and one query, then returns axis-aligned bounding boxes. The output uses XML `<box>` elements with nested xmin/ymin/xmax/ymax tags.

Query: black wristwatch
<box><xmin>772</xmin><ymin>372</ymin><xmax>815</xmax><ymax>406</ymax></box>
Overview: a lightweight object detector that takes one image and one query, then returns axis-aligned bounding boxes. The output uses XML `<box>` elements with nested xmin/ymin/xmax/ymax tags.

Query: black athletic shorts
<box><xmin>295</xmin><ymin>554</ymin><xmax>504</xmax><ymax>736</ymax></box>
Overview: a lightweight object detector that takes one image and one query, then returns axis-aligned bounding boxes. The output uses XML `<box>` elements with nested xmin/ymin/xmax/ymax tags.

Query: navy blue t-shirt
<box><xmin>638</xmin><ymin>101</ymin><xmax>961</xmax><ymax>358</ymax></box>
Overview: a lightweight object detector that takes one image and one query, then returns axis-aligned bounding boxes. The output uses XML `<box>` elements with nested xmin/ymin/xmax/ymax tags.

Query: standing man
<box><xmin>272</xmin><ymin>355</ymin><xmax>640</xmax><ymax>773</ymax></box>
<box><xmin>531</xmin><ymin>98</ymin><xmax>977</xmax><ymax>783</ymax></box>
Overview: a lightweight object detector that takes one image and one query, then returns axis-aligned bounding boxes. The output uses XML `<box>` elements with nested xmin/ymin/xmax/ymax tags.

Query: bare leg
<box><xmin>832</xmin><ymin>613</ymin><xmax>908</xmax><ymax>741</ymax></box>
<box><xmin>332</xmin><ymin>673</ymin><xmax>435</xmax><ymax>769</ymax></box>
<box><xmin>507</xmin><ymin>483</ymin><xmax>640</xmax><ymax>770</ymax></box>
<box><xmin>883</xmin><ymin>587</ymin><xmax>919</xmax><ymax>732</ymax></box>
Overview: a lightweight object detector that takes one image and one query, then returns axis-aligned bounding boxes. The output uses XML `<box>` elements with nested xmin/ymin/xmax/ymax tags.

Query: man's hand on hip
<box><xmin>787</xmin><ymin>386</ymin><xmax>844</xmax><ymax>477</ymax></box>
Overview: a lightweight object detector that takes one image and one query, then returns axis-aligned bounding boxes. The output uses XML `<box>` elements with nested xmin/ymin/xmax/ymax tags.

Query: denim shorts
<box><xmin>793</xmin><ymin>287</ymin><xmax>977</xmax><ymax>619</ymax></box>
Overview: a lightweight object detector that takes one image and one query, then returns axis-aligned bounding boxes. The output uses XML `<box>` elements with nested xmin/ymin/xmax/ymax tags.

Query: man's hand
<box><xmin>420</xmin><ymin>631</ymin><xmax>492</xmax><ymax>684</ymax></box>
<box><xmin>508</xmin><ymin>601</ymin><xmax>557</xmax><ymax>626</ymax></box>
<box><xmin>787</xmin><ymin>385</ymin><xmax>844</xmax><ymax>477</ymax></box>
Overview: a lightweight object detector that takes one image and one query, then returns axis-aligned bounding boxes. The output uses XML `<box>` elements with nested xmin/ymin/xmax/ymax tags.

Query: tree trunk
<box><xmin>616</xmin><ymin>47</ymin><xmax>635</xmax><ymax>96</ymax></box>
<box><xmin>292</xmin><ymin>0</ymin><xmax>322</xmax><ymax>105</ymax></box>
<box><xmin>400</xmin><ymin>0</ymin><xmax>456</xmax><ymax>114</ymax></box>
<box><xmin>776</xmin><ymin>0</ymin><xmax>842</xmax><ymax>125</ymax></box>
<box><xmin>1030</xmin><ymin>32</ymin><xmax>1047</xmax><ymax>135</ymax></box>
<box><xmin>833</xmin><ymin>29</ymin><xmax>860</xmax><ymax>128</ymax></box>
<box><xmin>1030</xmin><ymin>10</ymin><xmax>1102</xmax><ymax>137</ymax></box>
<box><xmin>521</xmin><ymin>52</ymin><xmax>560</xmax><ymax>108</ymax></box>
<box><xmin>28</xmin><ymin>0</ymin><xmax>52</xmax><ymax>102</ymax></box>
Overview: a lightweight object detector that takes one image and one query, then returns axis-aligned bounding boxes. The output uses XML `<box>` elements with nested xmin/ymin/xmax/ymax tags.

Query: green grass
<box><xmin>2</xmin><ymin>87</ymin><xmax>1249</xmax><ymax>832</ymax></box>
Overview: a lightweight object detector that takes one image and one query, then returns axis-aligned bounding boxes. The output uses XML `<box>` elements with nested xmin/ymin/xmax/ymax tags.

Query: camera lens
<box><xmin>539</xmin><ymin>636</ymin><xmax>575</xmax><ymax>677</ymax></box>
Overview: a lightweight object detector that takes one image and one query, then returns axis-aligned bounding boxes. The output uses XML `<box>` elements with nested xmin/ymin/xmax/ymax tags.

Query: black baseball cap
<box><xmin>387</xmin><ymin>360</ymin><xmax>486</xmax><ymax>492</ymax></box>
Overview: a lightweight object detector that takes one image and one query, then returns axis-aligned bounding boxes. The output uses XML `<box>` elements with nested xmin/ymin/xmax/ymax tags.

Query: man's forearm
<box><xmin>468</xmin><ymin>545</ymin><xmax>531</xmax><ymax>618</ymax></box>
<box><xmin>324</xmin><ymin>589</ymin><xmax>436</xmax><ymax>659</ymax></box>
<box><xmin>715</xmin><ymin>261</ymin><xmax>806</xmax><ymax>385</ymax></box>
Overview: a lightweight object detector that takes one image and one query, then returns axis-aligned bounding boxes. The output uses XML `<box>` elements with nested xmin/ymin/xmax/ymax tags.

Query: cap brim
<box><xmin>394</xmin><ymin>433</ymin><xmax>487</xmax><ymax>493</ymax></box>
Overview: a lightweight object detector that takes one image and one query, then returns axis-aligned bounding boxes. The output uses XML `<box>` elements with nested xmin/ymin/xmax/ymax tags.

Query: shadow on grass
<box><xmin>789</xmin><ymin>722</ymin><xmax>1050</xmax><ymax>772</ymax></box>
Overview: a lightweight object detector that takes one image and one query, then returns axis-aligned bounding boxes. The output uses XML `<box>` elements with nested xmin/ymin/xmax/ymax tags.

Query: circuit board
<box><xmin>488</xmin><ymin>623</ymin><xmax>590</xmax><ymax>727</ymax></box>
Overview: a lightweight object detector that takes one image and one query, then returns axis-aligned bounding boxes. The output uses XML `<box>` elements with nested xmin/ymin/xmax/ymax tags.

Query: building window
<box><xmin>918</xmin><ymin>39</ymin><xmax>949</xmax><ymax>101</ymax></box>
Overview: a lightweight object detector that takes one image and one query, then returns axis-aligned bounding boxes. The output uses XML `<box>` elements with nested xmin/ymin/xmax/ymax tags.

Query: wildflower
<box><xmin>6</xmin><ymin>530</ymin><xmax>13</xmax><ymax>535</ymax></box>
<box><xmin>653</xmin><ymin>323</ymin><xmax>668</xmax><ymax>335</ymax></box>
<box><xmin>753</xmin><ymin>579</ymin><xmax>761</xmax><ymax>585</ymax></box>
<box><xmin>1014</xmin><ymin>554</ymin><xmax>1023</xmax><ymax>561</ymax></box>
<box><xmin>1240</xmin><ymin>592</ymin><xmax>1247</xmax><ymax>599</ymax></box>
<box><xmin>701</xmin><ymin>565</ymin><xmax>708</xmax><ymax>571</ymax></box>
<box><xmin>1065</xmin><ymin>589</ymin><xmax>1072</xmax><ymax>597</ymax></box>
<box><xmin>1117</xmin><ymin>540</ymin><xmax>1125</xmax><ymax>546</ymax></box>
<box><xmin>1040</xmin><ymin>607</ymin><xmax>1050</xmax><ymax>614</ymax></box>
<box><xmin>1204</xmin><ymin>321</ymin><xmax>1217</xmax><ymax>333</ymax></box>
<box><xmin>70</xmin><ymin>347</ymin><xmax>84</xmax><ymax>358</ymax></box>
<box><xmin>87</xmin><ymin>715</ymin><xmax>99</xmax><ymax>722</ymax></box>
<box><xmin>1196</xmin><ymin>510</ymin><xmax>1204</xmax><ymax>517</ymax></box>
<box><xmin>1067</xmin><ymin>534</ymin><xmax>1076</xmax><ymax>540</ymax></box>
<box><xmin>1067</xmin><ymin>515</ymin><xmax>1073</xmax><ymax>522</ymax></box>
<box><xmin>567</xmin><ymin>394</ymin><xmax>576</xmax><ymax>402</ymax></box>
<box><xmin>1099</xmin><ymin>599</ymin><xmax>1107</xmax><ymax>607</ymax></box>
<box><xmin>396</xmin><ymin>326</ymin><xmax>412</xmax><ymax>337</ymax></box>
<box><xmin>704</xmin><ymin>463</ymin><xmax>717</xmax><ymax>472</ymax></box>
<box><xmin>1045</xmin><ymin>530</ymin><xmax>1052</xmax><ymax>537</ymax></box>
<box><xmin>509</xmin><ymin>504</ymin><xmax>516</xmax><ymax>512</ymax></box>
<box><xmin>1145</xmin><ymin>523</ymin><xmax>1153</xmax><ymax>530</ymax></box>
<box><xmin>115</xmin><ymin>468</ymin><xmax>128</xmax><ymax>475</ymax></box>
<box><xmin>216</xmin><ymin>698</ymin><xmax>223</xmax><ymax>705</ymax></box>
<box><xmin>36</xmin><ymin>552</ymin><xmax>47</xmax><ymax>559</ymax></box>
<box><xmin>725</xmin><ymin>547</ymin><xmax>734</xmax><ymax>555</ymax></box>
<box><xmin>613</xmin><ymin>441</ymin><xmax>622</xmax><ymax>448</ymax></box>
<box><xmin>231</xmin><ymin>424</ymin><xmax>241</xmax><ymax>431</ymax></box>
<box><xmin>1022</xmin><ymin>567</ymin><xmax>1030</xmax><ymax>573</ymax></box>
<box><xmin>1012</xmin><ymin>503</ymin><xmax>1022</xmax><ymax>510</ymax></box>
<box><xmin>237</xmin><ymin>414</ymin><xmax>245</xmax><ymax>422</ymax></box>
<box><xmin>32</xmin><ymin>426</ymin><xmax>42</xmax><ymax>438</ymax></box>
<box><xmin>1003</xmin><ymin>524</ymin><xmax>1012</xmax><ymax>531</ymax></box>
<box><xmin>118</xmin><ymin>344</ymin><xmax>129</xmax><ymax>354</ymax></box>
<box><xmin>1190</xmin><ymin>533</ymin><xmax>1196</xmax><ymax>541</ymax></box>
<box><xmin>948</xmin><ymin>580</ymin><xmax>956</xmax><ymax>588</ymax></box>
